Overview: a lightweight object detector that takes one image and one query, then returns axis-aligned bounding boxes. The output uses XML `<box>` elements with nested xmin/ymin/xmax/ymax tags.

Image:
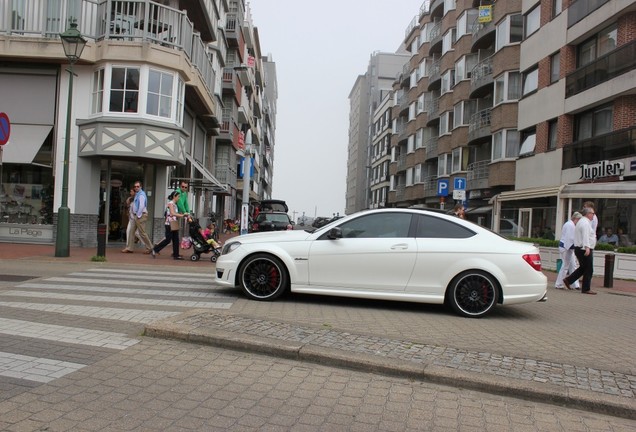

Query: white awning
<box><xmin>466</xmin><ymin>206</ymin><xmax>493</xmax><ymax>214</ymax></box>
<box><xmin>185</xmin><ymin>153</ymin><xmax>228</xmax><ymax>193</ymax></box>
<box><xmin>560</xmin><ymin>181</ymin><xmax>636</xmax><ymax>199</ymax></box>
<box><xmin>2</xmin><ymin>125</ymin><xmax>52</xmax><ymax>164</ymax></box>
<box><xmin>490</xmin><ymin>185</ymin><xmax>564</xmax><ymax>203</ymax></box>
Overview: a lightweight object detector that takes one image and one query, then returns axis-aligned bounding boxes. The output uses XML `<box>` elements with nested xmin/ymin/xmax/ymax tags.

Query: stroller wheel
<box><xmin>190</xmin><ymin>254</ymin><xmax>200</xmax><ymax>261</ymax></box>
<box><xmin>210</xmin><ymin>255</ymin><xmax>217</xmax><ymax>263</ymax></box>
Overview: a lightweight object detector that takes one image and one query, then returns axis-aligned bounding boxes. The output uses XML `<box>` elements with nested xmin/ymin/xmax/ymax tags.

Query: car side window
<box><xmin>339</xmin><ymin>213</ymin><xmax>412</xmax><ymax>238</ymax></box>
<box><xmin>415</xmin><ymin>214</ymin><xmax>475</xmax><ymax>238</ymax></box>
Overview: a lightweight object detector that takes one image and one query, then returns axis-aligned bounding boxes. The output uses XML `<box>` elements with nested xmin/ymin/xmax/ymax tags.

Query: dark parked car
<box><xmin>252</xmin><ymin>212</ymin><xmax>293</xmax><ymax>232</ymax></box>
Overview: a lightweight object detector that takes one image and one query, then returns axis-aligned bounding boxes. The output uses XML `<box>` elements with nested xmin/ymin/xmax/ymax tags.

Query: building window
<box><xmin>91</xmin><ymin>69</ymin><xmax>104</xmax><ymax>115</ymax></box>
<box><xmin>414</xmin><ymin>164</ymin><xmax>422</xmax><ymax>183</ymax></box>
<box><xmin>552</xmin><ymin>0</ymin><xmax>563</xmax><ymax>18</ymax></box>
<box><xmin>550</xmin><ymin>52</ymin><xmax>560</xmax><ymax>84</ymax></box>
<box><xmin>438</xmin><ymin>153</ymin><xmax>451</xmax><ymax>176</ymax></box>
<box><xmin>441</xmin><ymin>69</ymin><xmax>455</xmax><ymax>94</ymax></box>
<box><xmin>407</xmin><ymin>135</ymin><xmax>415</xmax><ymax>153</ymax></box>
<box><xmin>457</xmin><ymin>9</ymin><xmax>478</xmax><ymax>39</ymax></box>
<box><xmin>147</xmin><ymin>69</ymin><xmax>174</xmax><ymax>118</ymax></box>
<box><xmin>439</xmin><ymin>112</ymin><xmax>454</xmax><ymax>136</ymax></box>
<box><xmin>494</xmin><ymin>71</ymin><xmax>521</xmax><ymax>105</ymax></box>
<box><xmin>496</xmin><ymin>14</ymin><xmax>523</xmax><ymax>51</ymax></box>
<box><xmin>443</xmin><ymin>0</ymin><xmax>456</xmax><ymax>15</ymax></box>
<box><xmin>492</xmin><ymin>129</ymin><xmax>520</xmax><ymax>161</ymax></box>
<box><xmin>574</xmin><ymin>104</ymin><xmax>613</xmax><ymax>141</ymax></box>
<box><xmin>524</xmin><ymin>6</ymin><xmax>540</xmax><ymax>38</ymax></box>
<box><xmin>442</xmin><ymin>28</ymin><xmax>457</xmax><ymax>55</ymax></box>
<box><xmin>110</xmin><ymin>67</ymin><xmax>140</xmax><ymax>113</ymax></box>
<box><xmin>522</xmin><ymin>67</ymin><xmax>538</xmax><ymax>96</ymax></box>
<box><xmin>451</xmin><ymin>147</ymin><xmax>466</xmax><ymax>173</ymax></box>
<box><xmin>455</xmin><ymin>54</ymin><xmax>478</xmax><ymax>82</ymax></box>
<box><xmin>453</xmin><ymin>100</ymin><xmax>476</xmax><ymax>129</ymax></box>
<box><xmin>406</xmin><ymin>167</ymin><xmax>413</xmax><ymax>186</ymax></box>
<box><xmin>548</xmin><ymin>119</ymin><xmax>558</xmax><ymax>150</ymax></box>
<box><xmin>519</xmin><ymin>129</ymin><xmax>537</xmax><ymax>156</ymax></box>
<box><xmin>577</xmin><ymin>24</ymin><xmax>618</xmax><ymax>68</ymax></box>
<box><xmin>416</xmin><ymin>128</ymin><xmax>424</xmax><ymax>148</ymax></box>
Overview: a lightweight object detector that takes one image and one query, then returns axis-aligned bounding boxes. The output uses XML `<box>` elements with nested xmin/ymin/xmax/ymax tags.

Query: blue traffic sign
<box><xmin>454</xmin><ymin>177</ymin><xmax>466</xmax><ymax>190</ymax></box>
<box><xmin>437</xmin><ymin>179</ymin><xmax>449</xmax><ymax>196</ymax></box>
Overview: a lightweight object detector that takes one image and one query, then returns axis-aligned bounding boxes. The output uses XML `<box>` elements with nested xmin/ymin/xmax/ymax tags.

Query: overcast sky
<box><xmin>248</xmin><ymin>1</ymin><xmax>418</xmax><ymax>221</ymax></box>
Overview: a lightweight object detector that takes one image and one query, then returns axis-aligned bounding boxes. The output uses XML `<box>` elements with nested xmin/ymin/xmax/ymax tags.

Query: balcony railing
<box><xmin>424</xmin><ymin>175</ymin><xmax>438</xmax><ymax>196</ymax></box>
<box><xmin>467</xmin><ymin>160</ymin><xmax>490</xmax><ymax>181</ymax></box>
<box><xmin>397</xmin><ymin>154</ymin><xmax>407</xmax><ymax>171</ymax></box>
<box><xmin>0</xmin><ymin>0</ymin><xmax>216</xmax><ymax>98</ymax></box>
<box><xmin>420</xmin><ymin>1</ymin><xmax>431</xmax><ymax>17</ymax></box>
<box><xmin>562</xmin><ymin>127</ymin><xmax>636</xmax><ymax>170</ymax></box>
<box><xmin>468</xmin><ymin>108</ymin><xmax>492</xmax><ymax>141</ymax></box>
<box><xmin>425</xmin><ymin>136</ymin><xmax>438</xmax><ymax>158</ymax></box>
<box><xmin>471</xmin><ymin>55</ymin><xmax>493</xmax><ymax>92</ymax></box>
<box><xmin>568</xmin><ymin>0</ymin><xmax>610</xmax><ymax>27</ymax></box>
<box><xmin>565</xmin><ymin>41</ymin><xmax>636</xmax><ymax>98</ymax></box>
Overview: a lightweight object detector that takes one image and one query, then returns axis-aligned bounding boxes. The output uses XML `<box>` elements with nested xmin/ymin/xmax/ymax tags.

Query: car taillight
<box><xmin>523</xmin><ymin>253</ymin><xmax>542</xmax><ymax>271</ymax></box>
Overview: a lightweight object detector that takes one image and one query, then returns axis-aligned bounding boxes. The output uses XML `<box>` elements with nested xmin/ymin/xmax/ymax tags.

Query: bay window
<box><xmin>494</xmin><ymin>71</ymin><xmax>521</xmax><ymax>105</ymax></box>
<box><xmin>522</xmin><ymin>67</ymin><xmax>538</xmax><ymax>96</ymax></box>
<box><xmin>496</xmin><ymin>14</ymin><xmax>523</xmax><ymax>51</ymax></box>
<box><xmin>91</xmin><ymin>64</ymin><xmax>185</xmax><ymax>126</ymax></box>
<box><xmin>492</xmin><ymin>129</ymin><xmax>520</xmax><ymax>161</ymax></box>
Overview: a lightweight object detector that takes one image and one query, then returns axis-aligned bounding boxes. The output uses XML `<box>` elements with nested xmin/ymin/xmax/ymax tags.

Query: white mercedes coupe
<box><xmin>215</xmin><ymin>208</ymin><xmax>547</xmax><ymax>318</ymax></box>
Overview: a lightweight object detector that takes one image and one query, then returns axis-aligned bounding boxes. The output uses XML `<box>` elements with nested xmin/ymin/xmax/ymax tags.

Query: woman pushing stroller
<box><xmin>151</xmin><ymin>190</ymin><xmax>188</xmax><ymax>260</ymax></box>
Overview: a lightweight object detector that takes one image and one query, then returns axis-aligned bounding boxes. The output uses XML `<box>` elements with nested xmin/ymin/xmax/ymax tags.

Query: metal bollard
<box><xmin>97</xmin><ymin>224</ymin><xmax>107</xmax><ymax>257</ymax></box>
<box><xmin>603</xmin><ymin>253</ymin><xmax>615</xmax><ymax>288</ymax></box>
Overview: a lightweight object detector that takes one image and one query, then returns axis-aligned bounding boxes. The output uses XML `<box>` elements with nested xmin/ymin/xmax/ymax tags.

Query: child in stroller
<box><xmin>188</xmin><ymin>218</ymin><xmax>222</xmax><ymax>262</ymax></box>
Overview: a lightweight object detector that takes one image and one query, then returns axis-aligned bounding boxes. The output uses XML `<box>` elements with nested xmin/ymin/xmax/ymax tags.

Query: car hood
<box><xmin>233</xmin><ymin>229</ymin><xmax>313</xmax><ymax>243</ymax></box>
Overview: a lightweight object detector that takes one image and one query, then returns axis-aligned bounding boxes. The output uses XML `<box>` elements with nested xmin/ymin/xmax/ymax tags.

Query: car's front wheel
<box><xmin>238</xmin><ymin>253</ymin><xmax>289</xmax><ymax>300</ymax></box>
<box><xmin>448</xmin><ymin>270</ymin><xmax>498</xmax><ymax>318</ymax></box>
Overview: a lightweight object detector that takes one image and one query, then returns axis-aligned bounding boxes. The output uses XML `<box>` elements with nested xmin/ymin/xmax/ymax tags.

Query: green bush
<box><xmin>617</xmin><ymin>246</ymin><xmax>636</xmax><ymax>254</ymax></box>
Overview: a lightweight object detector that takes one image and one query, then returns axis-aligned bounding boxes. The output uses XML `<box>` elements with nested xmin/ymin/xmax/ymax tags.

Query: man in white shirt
<box><xmin>564</xmin><ymin>207</ymin><xmax>597</xmax><ymax>295</ymax></box>
<box><xmin>555</xmin><ymin>212</ymin><xmax>582</xmax><ymax>290</ymax></box>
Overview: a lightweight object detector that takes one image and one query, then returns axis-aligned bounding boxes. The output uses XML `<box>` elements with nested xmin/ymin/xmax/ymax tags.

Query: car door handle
<box><xmin>390</xmin><ymin>243</ymin><xmax>409</xmax><ymax>250</ymax></box>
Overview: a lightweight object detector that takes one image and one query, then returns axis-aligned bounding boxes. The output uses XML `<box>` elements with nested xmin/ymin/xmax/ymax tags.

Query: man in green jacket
<box><xmin>175</xmin><ymin>181</ymin><xmax>190</xmax><ymax>215</ymax></box>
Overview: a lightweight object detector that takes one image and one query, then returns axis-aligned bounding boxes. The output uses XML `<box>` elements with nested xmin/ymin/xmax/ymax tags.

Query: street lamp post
<box><xmin>55</xmin><ymin>21</ymin><xmax>86</xmax><ymax>257</ymax></box>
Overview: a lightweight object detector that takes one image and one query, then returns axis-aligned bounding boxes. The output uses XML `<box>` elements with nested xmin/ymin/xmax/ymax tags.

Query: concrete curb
<box><xmin>144</xmin><ymin>313</ymin><xmax>636</xmax><ymax>421</ymax></box>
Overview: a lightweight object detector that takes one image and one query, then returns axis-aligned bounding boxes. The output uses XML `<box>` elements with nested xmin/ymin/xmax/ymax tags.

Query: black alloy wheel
<box><xmin>238</xmin><ymin>253</ymin><xmax>289</xmax><ymax>300</ymax></box>
<box><xmin>448</xmin><ymin>270</ymin><xmax>498</xmax><ymax>318</ymax></box>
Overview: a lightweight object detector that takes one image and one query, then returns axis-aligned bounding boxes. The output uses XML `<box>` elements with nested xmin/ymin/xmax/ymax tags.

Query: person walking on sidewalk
<box><xmin>564</xmin><ymin>207</ymin><xmax>597</xmax><ymax>295</ymax></box>
<box><xmin>151</xmin><ymin>191</ymin><xmax>187</xmax><ymax>260</ymax></box>
<box><xmin>555</xmin><ymin>212</ymin><xmax>582</xmax><ymax>290</ymax></box>
<box><xmin>122</xmin><ymin>181</ymin><xmax>153</xmax><ymax>254</ymax></box>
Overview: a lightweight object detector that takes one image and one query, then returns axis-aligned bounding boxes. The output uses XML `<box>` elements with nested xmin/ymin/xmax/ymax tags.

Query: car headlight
<box><xmin>221</xmin><ymin>241</ymin><xmax>241</xmax><ymax>255</ymax></box>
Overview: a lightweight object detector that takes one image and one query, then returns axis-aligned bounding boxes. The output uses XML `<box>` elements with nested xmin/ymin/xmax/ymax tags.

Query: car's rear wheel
<box><xmin>448</xmin><ymin>270</ymin><xmax>498</xmax><ymax>318</ymax></box>
<box><xmin>238</xmin><ymin>253</ymin><xmax>289</xmax><ymax>300</ymax></box>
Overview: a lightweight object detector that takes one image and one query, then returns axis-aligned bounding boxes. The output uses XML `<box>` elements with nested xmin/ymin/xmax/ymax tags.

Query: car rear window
<box><xmin>415</xmin><ymin>214</ymin><xmax>476</xmax><ymax>239</ymax></box>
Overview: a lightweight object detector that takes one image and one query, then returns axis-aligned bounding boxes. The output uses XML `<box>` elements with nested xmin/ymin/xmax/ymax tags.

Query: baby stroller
<box><xmin>188</xmin><ymin>218</ymin><xmax>221</xmax><ymax>262</ymax></box>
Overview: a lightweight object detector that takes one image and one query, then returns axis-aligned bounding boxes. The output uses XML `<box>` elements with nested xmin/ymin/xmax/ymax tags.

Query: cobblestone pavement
<box><xmin>1</xmin><ymin>338</ymin><xmax>635</xmax><ymax>432</ymax></box>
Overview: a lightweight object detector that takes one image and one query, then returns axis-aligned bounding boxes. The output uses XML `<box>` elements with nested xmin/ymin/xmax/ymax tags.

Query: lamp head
<box><xmin>60</xmin><ymin>22</ymin><xmax>87</xmax><ymax>64</ymax></box>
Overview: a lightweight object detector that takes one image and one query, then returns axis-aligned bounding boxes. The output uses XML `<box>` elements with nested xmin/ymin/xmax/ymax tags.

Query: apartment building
<box><xmin>386</xmin><ymin>0</ymin><xmax>634</xmax><ymax>242</ymax></box>
<box><xmin>493</xmin><ymin>0</ymin><xmax>636</xmax><ymax>242</ymax></box>
<box><xmin>369</xmin><ymin>92</ymin><xmax>393</xmax><ymax>209</ymax></box>
<box><xmin>346</xmin><ymin>51</ymin><xmax>409</xmax><ymax>215</ymax></box>
<box><xmin>0</xmin><ymin>0</ymin><xmax>276</xmax><ymax>246</ymax></box>
<box><xmin>389</xmin><ymin>0</ymin><xmax>522</xmax><ymax>229</ymax></box>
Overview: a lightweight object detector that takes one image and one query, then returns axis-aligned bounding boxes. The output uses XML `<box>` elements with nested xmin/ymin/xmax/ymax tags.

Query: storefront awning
<box><xmin>490</xmin><ymin>185</ymin><xmax>564</xmax><ymax>203</ymax></box>
<box><xmin>185</xmin><ymin>154</ymin><xmax>228</xmax><ymax>194</ymax></box>
<box><xmin>1</xmin><ymin>125</ymin><xmax>52</xmax><ymax>164</ymax></box>
<box><xmin>560</xmin><ymin>181</ymin><xmax>636</xmax><ymax>199</ymax></box>
<box><xmin>466</xmin><ymin>206</ymin><xmax>493</xmax><ymax>214</ymax></box>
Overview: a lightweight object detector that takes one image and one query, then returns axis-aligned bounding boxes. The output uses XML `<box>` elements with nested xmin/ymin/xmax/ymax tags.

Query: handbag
<box><xmin>170</xmin><ymin>219</ymin><xmax>180</xmax><ymax>231</ymax></box>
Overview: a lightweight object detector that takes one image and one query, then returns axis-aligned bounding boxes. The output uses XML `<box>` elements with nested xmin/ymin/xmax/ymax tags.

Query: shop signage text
<box><xmin>580</xmin><ymin>160</ymin><xmax>624</xmax><ymax>180</ymax></box>
<box><xmin>0</xmin><ymin>225</ymin><xmax>53</xmax><ymax>241</ymax></box>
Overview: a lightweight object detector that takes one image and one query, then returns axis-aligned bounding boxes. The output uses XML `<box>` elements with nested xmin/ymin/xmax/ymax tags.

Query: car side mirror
<box><xmin>327</xmin><ymin>227</ymin><xmax>343</xmax><ymax>239</ymax></box>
